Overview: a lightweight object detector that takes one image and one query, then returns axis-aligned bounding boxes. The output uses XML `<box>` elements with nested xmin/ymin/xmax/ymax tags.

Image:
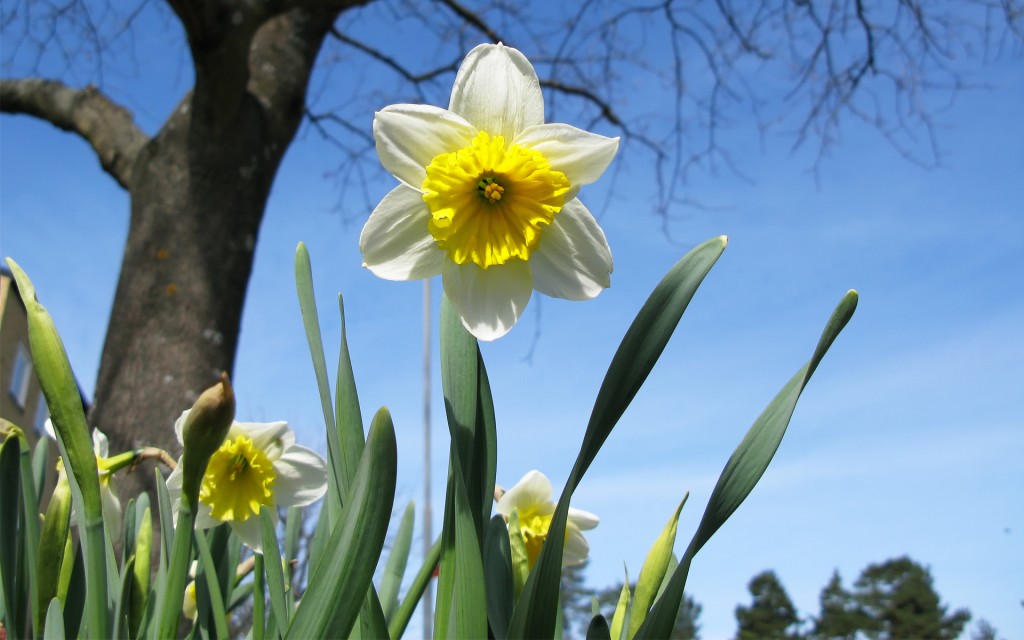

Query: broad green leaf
<box><xmin>43</xmin><ymin>597</ymin><xmax>65</xmax><ymax>640</ymax></box>
<box><xmin>7</xmin><ymin>259</ymin><xmax>108</xmax><ymax>639</ymax></box>
<box><xmin>0</xmin><ymin>434</ymin><xmax>26</xmax><ymax>640</ymax></box>
<box><xmin>628</xmin><ymin>494</ymin><xmax>688</xmax><ymax>637</ymax></box>
<box><xmin>636</xmin><ymin>290</ymin><xmax>858</xmax><ymax>639</ymax></box>
<box><xmin>587</xmin><ymin>614</ymin><xmax>612</xmax><ymax>640</ymax></box>
<box><xmin>31</xmin><ymin>438</ymin><xmax>49</xmax><ymax>515</ymax></box>
<box><xmin>63</xmin><ymin>542</ymin><xmax>86</xmax><ymax>639</ymax></box>
<box><xmin>484</xmin><ymin>515</ymin><xmax>513</xmax><ymax>640</ymax></box>
<box><xmin>509</xmin><ymin>236</ymin><xmax>727</xmax><ymax>639</ymax></box>
<box><xmin>16</xmin><ymin>428</ymin><xmax>41</xmax><ymax>635</ymax></box>
<box><xmin>380</xmin><ymin>501</ymin><xmax>416</xmax><ymax>621</ymax></box>
<box><xmin>433</xmin><ymin>294</ymin><xmax>496</xmax><ymax>639</ymax></box>
<box><xmin>439</xmin><ymin>295</ymin><xmax>497</xmax><ymax>543</ymax></box>
<box><xmin>387</xmin><ymin>538</ymin><xmax>441</xmax><ymax>640</ymax></box>
<box><xmin>195</xmin><ymin>529</ymin><xmax>230</xmax><ymax>639</ymax></box>
<box><xmin>260</xmin><ymin>508</ymin><xmax>290</xmax><ymax>631</ymax></box>
<box><xmin>285</xmin><ymin>407</ymin><xmax>396</xmax><ymax>640</ymax></box>
<box><xmin>433</xmin><ymin>453</ymin><xmax>487</xmax><ymax>639</ymax></box>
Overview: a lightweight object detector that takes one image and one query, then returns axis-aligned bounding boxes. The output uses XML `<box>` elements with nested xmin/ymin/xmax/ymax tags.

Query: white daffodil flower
<box><xmin>360</xmin><ymin>43</ymin><xmax>619</xmax><ymax>340</ymax></box>
<box><xmin>496</xmin><ymin>470</ymin><xmax>598</xmax><ymax>567</ymax></box>
<box><xmin>44</xmin><ymin>419</ymin><xmax>123</xmax><ymax>535</ymax></box>
<box><xmin>165</xmin><ymin>413</ymin><xmax>328</xmax><ymax>553</ymax></box>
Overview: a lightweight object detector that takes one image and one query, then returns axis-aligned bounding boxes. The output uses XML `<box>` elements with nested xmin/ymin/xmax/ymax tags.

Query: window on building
<box><xmin>33</xmin><ymin>393</ymin><xmax>49</xmax><ymax>435</ymax></box>
<box><xmin>8</xmin><ymin>342</ymin><xmax>33</xmax><ymax>410</ymax></box>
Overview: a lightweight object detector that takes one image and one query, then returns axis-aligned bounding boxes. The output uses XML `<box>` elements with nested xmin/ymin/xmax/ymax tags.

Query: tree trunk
<box><xmin>88</xmin><ymin>6</ymin><xmax>345</xmax><ymax>497</ymax></box>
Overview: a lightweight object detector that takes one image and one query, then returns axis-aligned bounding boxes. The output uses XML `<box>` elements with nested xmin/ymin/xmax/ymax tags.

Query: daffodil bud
<box><xmin>36</xmin><ymin>474</ymin><xmax>72</xmax><ymax>634</ymax></box>
<box><xmin>180</xmin><ymin>373</ymin><xmax>235</xmax><ymax>510</ymax></box>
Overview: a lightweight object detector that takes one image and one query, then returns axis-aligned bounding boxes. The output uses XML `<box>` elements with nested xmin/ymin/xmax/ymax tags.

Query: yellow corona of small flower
<box><xmin>166</xmin><ymin>414</ymin><xmax>328</xmax><ymax>552</ymax></box>
<box><xmin>360</xmin><ymin>43</ymin><xmax>619</xmax><ymax>340</ymax></box>
<box><xmin>496</xmin><ymin>470</ymin><xmax>598</xmax><ymax>567</ymax></box>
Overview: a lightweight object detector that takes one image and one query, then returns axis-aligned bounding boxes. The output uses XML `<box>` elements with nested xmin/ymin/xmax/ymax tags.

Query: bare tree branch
<box><xmin>0</xmin><ymin>78</ymin><xmax>148</xmax><ymax>189</ymax></box>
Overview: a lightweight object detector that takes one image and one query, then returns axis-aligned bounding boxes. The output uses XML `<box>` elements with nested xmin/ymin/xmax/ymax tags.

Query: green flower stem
<box><xmin>155</xmin><ymin>502</ymin><xmax>196</xmax><ymax>640</ymax></box>
<box><xmin>253</xmin><ymin>554</ymin><xmax>265</xmax><ymax>640</ymax></box>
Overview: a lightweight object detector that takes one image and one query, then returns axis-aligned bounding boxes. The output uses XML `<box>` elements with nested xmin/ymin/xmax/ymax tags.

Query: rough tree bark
<box><xmin>1</xmin><ymin>1</ymin><xmax>367</xmax><ymax>495</ymax></box>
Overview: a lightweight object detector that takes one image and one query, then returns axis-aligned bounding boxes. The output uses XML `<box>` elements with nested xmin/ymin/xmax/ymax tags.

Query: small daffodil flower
<box><xmin>166</xmin><ymin>414</ymin><xmax>328</xmax><ymax>553</ymax></box>
<box><xmin>360</xmin><ymin>43</ymin><xmax>619</xmax><ymax>340</ymax></box>
<box><xmin>44</xmin><ymin>419</ymin><xmax>123</xmax><ymax>534</ymax></box>
<box><xmin>496</xmin><ymin>470</ymin><xmax>598</xmax><ymax>567</ymax></box>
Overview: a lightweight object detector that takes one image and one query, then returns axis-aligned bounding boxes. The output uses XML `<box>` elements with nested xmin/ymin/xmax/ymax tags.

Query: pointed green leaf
<box><xmin>509</xmin><ymin>237</ymin><xmax>726</xmax><ymax>639</ymax></box>
<box><xmin>484</xmin><ymin>515</ymin><xmax>514</xmax><ymax>640</ymax></box>
<box><xmin>260</xmin><ymin>508</ymin><xmax>290</xmax><ymax>631</ymax></box>
<box><xmin>294</xmin><ymin>243</ymin><xmax>344</xmax><ymax>517</ymax></box>
<box><xmin>587</xmin><ymin>614</ymin><xmax>612</xmax><ymax>640</ymax></box>
<box><xmin>43</xmin><ymin>597</ymin><xmax>65</xmax><ymax>640</ymax></box>
<box><xmin>387</xmin><ymin>538</ymin><xmax>441</xmax><ymax>640</ymax></box>
<box><xmin>285</xmin><ymin>407</ymin><xmax>396</xmax><ymax>639</ymax></box>
<box><xmin>335</xmin><ymin>293</ymin><xmax>365</xmax><ymax>492</ymax></box>
<box><xmin>380</xmin><ymin>501</ymin><xmax>416</xmax><ymax>621</ymax></box>
<box><xmin>637</xmin><ymin>291</ymin><xmax>858</xmax><ymax>639</ymax></box>
<box><xmin>433</xmin><ymin>452</ymin><xmax>488</xmax><ymax>639</ymax></box>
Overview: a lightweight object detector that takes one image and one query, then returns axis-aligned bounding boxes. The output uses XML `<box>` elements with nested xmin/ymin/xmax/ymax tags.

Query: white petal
<box><xmin>173</xmin><ymin>411</ymin><xmax>189</xmax><ymax>446</ymax></box>
<box><xmin>442</xmin><ymin>260</ymin><xmax>533</xmax><ymax>341</ymax></box>
<box><xmin>374</xmin><ymin>105</ymin><xmax>477</xmax><ymax>188</ymax></box>
<box><xmin>165</xmin><ymin>465</ymin><xmax>184</xmax><ymax>525</ymax></box>
<box><xmin>194</xmin><ymin>504</ymin><xmax>220</xmax><ymax>530</ymax></box>
<box><xmin>514</xmin><ymin>124</ymin><xmax>619</xmax><ymax>186</ymax></box>
<box><xmin>92</xmin><ymin>429</ymin><xmax>109</xmax><ymax>458</ymax></box>
<box><xmin>101</xmin><ymin>482</ymin><xmax>122</xmax><ymax>536</ymax></box>
<box><xmin>232</xmin><ymin>516</ymin><xmax>266</xmax><ymax>554</ymax></box>
<box><xmin>496</xmin><ymin>470</ymin><xmax>554</xmax><ymax>518</ymax></box>
<box><xmin>530</xmin><ymin>199</ymin><xmax>613</xmax><ymax>300</ymax></box>
<box><xmin>273</xmin><ymin>445</ymin><xmax>329</xmax><ymax>508</ymax></box>
<box><xmin>563</xmin><ymin>526</ymin><xmax>591</xmax><ymax>567</ymax></box>
<box><xmin>568</xmin><ymin>507</ymin><xmax>600</xmax><ymax>531</ymax></box>
<box><xmin>44</xmin><ymin>419</ymin><xmax>56</xmax><ymax>441</ymax></box>
<box><xmin>360</xmin><ymin>185</ymin><xmax>447</xmax><ymax>281</ymax></box>
<box><xmin>450</xmin><ymin>43</ymin><xmax>544</xmax><ymax>141</ymax></box>
<box><xmin>232</xmin><ymin>421</ymin><xmax>292</xmax><ymax>460</ymax></box>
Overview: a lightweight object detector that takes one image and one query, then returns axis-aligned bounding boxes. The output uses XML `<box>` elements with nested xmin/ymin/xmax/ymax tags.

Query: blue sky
<box><xmin>2</xmin><ymin>7</ymin><xmax>1022</xmax><ymax>638</ymax></box>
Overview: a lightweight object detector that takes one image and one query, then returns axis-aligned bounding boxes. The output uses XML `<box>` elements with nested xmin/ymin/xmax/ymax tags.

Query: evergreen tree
<box><xmin>811</xmin><ymin>571</ymin><xmax>865</xmax><ymax>640</ymax></box>
<box><xmin>853</xmin><ymin>556</ymin><xmax>970</xmax><ymax>640</ymax></box>
<box><xmin>735</xmin><ymin>570</ymin><xmax>802</xmax><ymax>640</ymax></box>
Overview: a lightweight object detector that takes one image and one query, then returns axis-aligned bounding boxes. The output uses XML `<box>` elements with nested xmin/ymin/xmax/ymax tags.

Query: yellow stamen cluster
<box><xmin>199</xmin><ymin>436</ymin><xmax>275</xmax><ymax>522</ymax></box>
<box><xmin>422</xmin><ymin>131</ymin><xmax>570</xmax><ymax>269</ymax></box>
